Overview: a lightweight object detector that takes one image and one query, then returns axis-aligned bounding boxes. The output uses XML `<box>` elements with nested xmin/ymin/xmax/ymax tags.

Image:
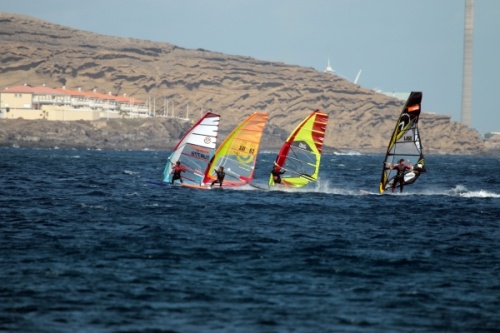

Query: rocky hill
<box><xmin>0</xmin><ymin>13</ymin><xmax>490</xmax><ymax>154</ymax></box>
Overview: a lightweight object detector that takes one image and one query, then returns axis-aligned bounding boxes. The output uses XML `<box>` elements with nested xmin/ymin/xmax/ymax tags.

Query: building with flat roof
<box><xmin>0</xmin><ymin>84</ymin><xmax>148</xmax><ymax>120</ymax></box>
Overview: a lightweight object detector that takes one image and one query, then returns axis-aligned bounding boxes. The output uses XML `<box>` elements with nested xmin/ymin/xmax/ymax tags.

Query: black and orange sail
<box><xmin>379</xmin><ymin>92</ymin><xmax>426</xmax><ymax>193</ymax></box>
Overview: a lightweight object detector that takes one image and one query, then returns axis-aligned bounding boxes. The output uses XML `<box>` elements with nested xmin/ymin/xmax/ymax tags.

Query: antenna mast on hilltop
<box><xmin>353</xmin><ymin>70</ymin><xmax>362</xmax><ymax>85</ymax></box>
<box><xmin>324</xmin><ymin>57</ymin><xmax>334</xmax><ymax>74</ymax></box>
<box><xmin>461</xmin><ymin>0</ymin><xmax>475</xmax><ymax>128</ymax></box>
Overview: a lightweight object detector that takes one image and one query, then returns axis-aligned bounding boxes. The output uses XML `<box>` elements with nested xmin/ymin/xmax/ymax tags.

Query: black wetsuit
<box><xmin>392</xmin><ymin>163</ymin><xmax>410</xmax><ymax>193</ymax></box>
<box><xmin>211</xmin><ymin>169</ymin><xmax>225</xmax><ymax>187</ymax></box>
<box><xmin>171</xmin><ymin>165</ymin><xmax>184</xmax><ymax>184</ymax></box>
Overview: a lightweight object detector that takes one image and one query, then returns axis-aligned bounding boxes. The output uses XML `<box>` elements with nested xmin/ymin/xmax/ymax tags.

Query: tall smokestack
<box><xmin>461</xmin><ymin>0</ymin><xmax>475</xmax><ymax>128</ymax></box>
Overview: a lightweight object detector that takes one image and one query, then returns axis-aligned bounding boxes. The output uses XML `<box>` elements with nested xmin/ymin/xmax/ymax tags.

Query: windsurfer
<box><xmin>211</xmin><ymin>166</ymin><xmax>225</xmax><ymax>188</ymax></box>
<box><xmin>171</xmin><ymin>161</ymin><xmax>185</xmax><ymax>185</ymax></box>
<box><xmin>387</xmin><ymin>159</ymin><xmax>412</xmax><ymax>193</ymax></box>
<box><xmin>271</xmin><ymin>163</ymin><xmax>286</xmax><ymax>184</ymax></box>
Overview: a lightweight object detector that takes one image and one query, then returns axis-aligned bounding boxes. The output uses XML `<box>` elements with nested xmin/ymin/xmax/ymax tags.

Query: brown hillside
<box><xmin>0</xmin><ymin>13</ymin><xmax>486</xmax><ymax>154</ymax></box>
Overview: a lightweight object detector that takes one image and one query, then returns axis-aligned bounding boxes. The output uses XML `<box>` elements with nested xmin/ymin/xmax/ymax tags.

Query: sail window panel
<box><xmin>392</xmin><ymin>141</ymin><xmax>420</xmax><ymax>156</ymax></box>
<box><xmin>182</xmin><ymin>143</ymin><xmax>213</xmax><ymax>166</ymax></box>
<box><xmin>181</xmin><ymin>162</ymin><xmax>205</xmax><ymax>183</ymax></box>
<box><xmin>285</xmin><ymin>147</ymin><xmax>317</xmax><ymax>177</ymax></box>
<box><xmin>218</xmin><ymin>157</ymin><xmax>253</xmax><ymax>181</ymax></box>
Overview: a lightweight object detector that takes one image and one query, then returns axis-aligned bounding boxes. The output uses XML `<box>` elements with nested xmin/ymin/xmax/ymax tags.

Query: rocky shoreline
<box><xmin>1</xmin><ymin>118</ymin><xmax>499</xmax><ymax>156</ymax></box>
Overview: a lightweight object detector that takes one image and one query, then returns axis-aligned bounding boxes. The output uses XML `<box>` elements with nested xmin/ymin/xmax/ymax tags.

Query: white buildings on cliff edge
<box><xmin>0</xmin><ymin>84</ymin><xmax>150</xmax><ymax>121</ymax></box>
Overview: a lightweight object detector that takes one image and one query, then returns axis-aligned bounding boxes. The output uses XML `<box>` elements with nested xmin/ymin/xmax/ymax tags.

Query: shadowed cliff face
<box><xmin>0</xmin><ymin>13</ymin><xmax>486</xmax><ymax>154</ymax></box>
<box><xmin>0</xmin><ymin>118</ymin><xmax>190</xmax><ymax>150</ymax></box>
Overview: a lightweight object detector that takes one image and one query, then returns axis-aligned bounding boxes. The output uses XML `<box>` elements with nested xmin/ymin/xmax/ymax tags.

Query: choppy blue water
<box><xmin>1</xmin><ymin>147</ymin><xmax>499</xmax><ymax>333</ymax></box>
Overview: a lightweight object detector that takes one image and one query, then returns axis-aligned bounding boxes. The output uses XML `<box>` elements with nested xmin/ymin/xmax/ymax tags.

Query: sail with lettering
<box><xmin>379</xmin><ymin>91</ymin><xmax>426</xmax><ymax>193</ymax></box>
<box><xmin>269</xmin><ymin>110</ymin><xmax>329</xmax><ymax>188</ymax></box>
<box><xmin>203</xmin><ymin>112</ymin><xmax>268</xmax><ymax>187</ymax></box>
<box><xmin>163</xmin><ymin>112</ymin><xmax>220</xmax><ymax>186</ymax></box>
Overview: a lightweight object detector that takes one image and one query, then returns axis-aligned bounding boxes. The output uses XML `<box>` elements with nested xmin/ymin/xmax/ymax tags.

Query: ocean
<box><xmin>1</xmin><ymin>147</ymin><xmax>499</xmax><ymax>333</ymax></box>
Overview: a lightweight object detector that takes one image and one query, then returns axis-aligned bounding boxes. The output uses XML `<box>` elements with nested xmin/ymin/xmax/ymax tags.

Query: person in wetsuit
<box><xmin>389</xmin><ymin>158</ymin><xmax>412</xmax><ymax>193</ymax></box>
<box><xmin>211</xmin><ymin>166</ymin><xmax>225</xmax><ymax>188</ymax></box>
<box><xmin>171</xmin><ymin>161</ymin><xmax>185</xmax><ymax>185</ymax></box>
<box><xmin>271</xmin><ymin>164</ymin><xmax>286</xmax><ymax>184</ymax></box>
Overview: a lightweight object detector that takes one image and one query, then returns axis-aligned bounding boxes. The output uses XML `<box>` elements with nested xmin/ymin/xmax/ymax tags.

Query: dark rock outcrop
<box><xmin>0</xmin><ymin>118</ymin><xmax>188</xmax><ymax>150</ymax></box>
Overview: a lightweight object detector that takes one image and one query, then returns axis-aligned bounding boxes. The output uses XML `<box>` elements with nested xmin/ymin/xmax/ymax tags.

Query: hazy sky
<box><xmin>1</xmin><ymin>0</ymin><xmax>499</xmax><ymax>133</ymax></box>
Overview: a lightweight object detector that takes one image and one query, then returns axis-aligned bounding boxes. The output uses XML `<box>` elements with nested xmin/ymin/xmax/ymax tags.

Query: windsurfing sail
<box><xmin>379</xmin><ymin>91</ymin><xmax>426</xmax><ymax>193</ymax></box>
<box><xmin>269</xmin><ymin>109</ymin><xmax>329</xmax><ymax>187</ymax></box>
<box><xmin>203</xmin><ymin>112</ymin><xmax>268</xmax><ymax>187</ymax></box>
<box><xmin>163</xmin><ymin>112</ymin><xmax>220</xmax><ymax>186</ymax></box>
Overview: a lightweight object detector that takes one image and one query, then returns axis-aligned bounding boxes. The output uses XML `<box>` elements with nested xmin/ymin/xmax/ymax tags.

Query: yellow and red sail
<box><xmin>269</xmin><ymin>110</ymin><xmax>329</xmax><ymax>188</ymax></box>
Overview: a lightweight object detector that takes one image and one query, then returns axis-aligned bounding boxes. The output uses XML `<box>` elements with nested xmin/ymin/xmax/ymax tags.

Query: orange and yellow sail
<box><xmin>203</xmin><ymin>112</ymin><xmax>268</xmax><ymax>187</ymax></box>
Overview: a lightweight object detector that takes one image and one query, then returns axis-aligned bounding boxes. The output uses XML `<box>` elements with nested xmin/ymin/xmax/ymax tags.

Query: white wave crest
<box><xmin>459</xmin><ymin>190</ymin><xmax>500</xmax><ymax>198</ymax></box>
<box><xmin>333</xmin><ymin>151</ymin><xmax>363</xmax><ymax>156</ymax></box>
<box><xmin>449</xmin><ymin>185</ymin><xmax>500</xmax><ymax>198</ymax></box>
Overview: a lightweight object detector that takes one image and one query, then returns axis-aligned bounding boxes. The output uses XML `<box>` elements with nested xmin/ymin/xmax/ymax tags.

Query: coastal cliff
<box><xmin>0</xmin><ymin>13</ymin><xmax>490</xmax><ymax>154</ymax></box>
